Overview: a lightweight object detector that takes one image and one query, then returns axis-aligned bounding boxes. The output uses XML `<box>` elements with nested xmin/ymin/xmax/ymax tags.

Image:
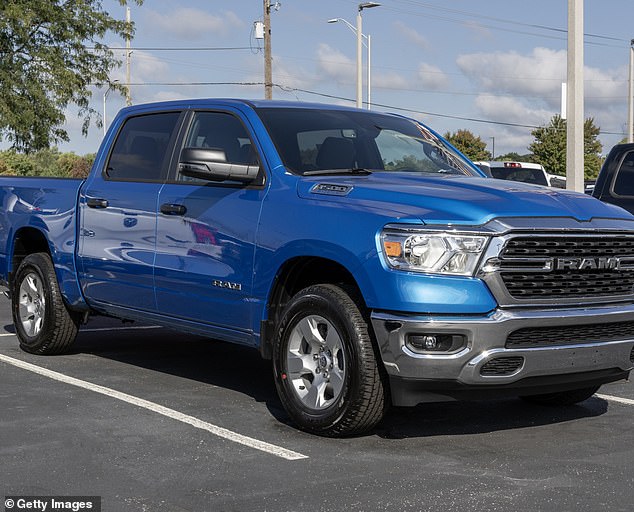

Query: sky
<box><xmin>55</xmin><ymin>0</ymin><xmax>634</xmax><ymax>158</ymax></box>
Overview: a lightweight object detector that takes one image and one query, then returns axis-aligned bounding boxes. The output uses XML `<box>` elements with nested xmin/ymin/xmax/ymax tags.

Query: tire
<box><xmin>12</xmin><ymin>252</ymin><xmax>79</xmax><ymax>355</ymax></box>
<box><xmin>272</xmin><ymin>284</ymin><xmax>388</xmax><ymax>436</ymax></box>
<box><xmin>520</xmin><ymin>386</ymin><xmax>600</xmax><ymax>406</ymax></box>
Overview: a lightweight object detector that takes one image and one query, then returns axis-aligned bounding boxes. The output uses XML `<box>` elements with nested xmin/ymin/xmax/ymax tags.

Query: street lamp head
<box><xmin>359</xmin><ymin>2</ymin><xmax>380</xmax><ymax>11</ymax></box>
<box><xmin>327</xmin><ymin>18</ymin><xmax>339</xmax><ymax>23</ymax></box>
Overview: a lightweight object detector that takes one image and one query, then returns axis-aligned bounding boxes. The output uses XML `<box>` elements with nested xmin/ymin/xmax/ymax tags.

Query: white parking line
<box><xmin>596</xmin><ymin>393</ymin><xmax>634</xmax><ymax>406</ymax></box>
<box><xmin>0</xmin><ymin>353</ymin><xmax>308</xmax><ymax>461</ymax></box>
<box><xmin>0</xmin><ymin>333</ymin><xmax>14</xmax><ymax>337</ymax></box>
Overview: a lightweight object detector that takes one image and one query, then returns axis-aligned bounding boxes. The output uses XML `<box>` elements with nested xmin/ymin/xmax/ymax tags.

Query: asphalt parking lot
<box><xmin>1</xmin><ymin>298</ymin><xmax>634</xmax><ymax>512</ymax></box>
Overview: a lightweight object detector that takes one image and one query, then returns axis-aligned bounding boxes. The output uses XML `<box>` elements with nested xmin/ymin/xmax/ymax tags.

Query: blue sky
<box><xmin>58</xmin><ymin>0</ymin><xmax>633</xmax><ymax>157</ymax></box>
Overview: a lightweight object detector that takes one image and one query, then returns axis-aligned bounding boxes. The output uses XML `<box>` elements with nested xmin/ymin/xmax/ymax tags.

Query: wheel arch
<box><xmin>8</xmin><ymin>226</ymin><xmax>88</xmax><ymax>312</ymax></box>
<box><xmin>9</xmin><ymin>227</ymin><xmax>52</xmax><ymax>285</ymax></box>
<box><xmin>260</xmin><ymin>256</ymin><xmax>366</xmax><ymax>359</ymax></box>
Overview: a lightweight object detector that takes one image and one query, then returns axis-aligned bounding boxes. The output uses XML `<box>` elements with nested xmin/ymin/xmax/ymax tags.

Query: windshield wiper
<box><xmin>303</xmin><ymin>168</ymin><xmax>372</xmax><ymax>176</ymax></box>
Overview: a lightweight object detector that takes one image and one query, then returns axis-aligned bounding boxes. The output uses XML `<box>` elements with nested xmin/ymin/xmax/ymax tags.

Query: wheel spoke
<box><xmin>287</xmin><ymin>351</ymin><xmax>313</xmax><ymax>375</ymax></box>
<box><xmin>25</xmin><ymin>275</ymin><xmax>39</xmax><ymax>296</ymax></box>
<box><xmin>304</xmin><ymin>380</ymin><xmax>328</xmax><ymax>409</ymax></box>
<box><xmin>324</xmin><ymin>326</ymin><xmax>341</xmax><ymax>352</ymax></box>
<box><xmin>297</xmin><ymin>316</ymin><xmax>324</xmax><ymax>347</ymax></box>
<box><xmin>329</xmin><ymin>367</ymin><xmax>345</xmax><ymax>397</ymax></box>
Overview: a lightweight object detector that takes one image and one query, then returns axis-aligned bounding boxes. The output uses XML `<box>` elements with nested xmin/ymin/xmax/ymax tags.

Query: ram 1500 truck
<box><xmin>2</xmin><ymin>100</ymin><xmax>634</xmax><ymax>436</ymax></box>
<box><xmin>593</xmin><ymin>143</ymin><xmax>634</xmax><ymax>214</ymax></box>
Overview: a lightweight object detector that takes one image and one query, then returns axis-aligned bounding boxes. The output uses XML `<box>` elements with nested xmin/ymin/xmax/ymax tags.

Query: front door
<box><xmin>154</xmin><ymin>110</ymin><xmax>267</xmax><ymax>334</ymax></box>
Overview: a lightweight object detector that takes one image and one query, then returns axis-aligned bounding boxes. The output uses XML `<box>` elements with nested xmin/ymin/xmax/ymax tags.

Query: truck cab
<box><xmin>593</xmin><ymin>143</ymin><xmax>634</xmax><ymax>214</ymax></box>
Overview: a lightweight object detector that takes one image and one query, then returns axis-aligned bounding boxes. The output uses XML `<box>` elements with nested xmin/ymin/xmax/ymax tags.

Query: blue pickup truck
<box><xmin>2</xmin><ymin>99</ymin><xmax>634</xmax><ymax>436</ymax></box>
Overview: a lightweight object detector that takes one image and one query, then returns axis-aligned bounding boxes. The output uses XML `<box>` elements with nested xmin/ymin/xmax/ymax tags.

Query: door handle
<box><xmin>86</xmin><ymin>197</ymin><xmax>109</xmax><ymax>209</ymax></box>
<box><xmin>160</xmin><ymin>203</ymin><xmax>187</xmax><ymax>216</ymax></box>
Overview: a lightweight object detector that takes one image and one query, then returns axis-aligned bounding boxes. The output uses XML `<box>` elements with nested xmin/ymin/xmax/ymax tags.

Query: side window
<box><xmin>179</xmin><ymin>112</ymin><xmax>258</xmax><ymax>182</ymax></box>
<box><xmin>613</xmin><ymin>151</ymin><xmax>634</xmax><ymax>196</ymax></box>
<box><xmin>106</xmin><ymin>112</ymin><xmax>180</xmax><ymax>181</ymax></box>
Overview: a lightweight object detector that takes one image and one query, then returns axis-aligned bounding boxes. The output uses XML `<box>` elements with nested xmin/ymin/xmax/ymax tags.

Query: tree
<box><xmin>494</xmin><ymin>152</ymin><xmax>535</xmax><ymax>162</ymax></box>
<box><xmin>443</xmin><ymin>129</ymin><xmax>492</xmax><ymax>161</ymax></box>
<box><xmin>0</xmin><ymin>0</ymin><xmax>142</xmax><ymax>152</ymax></box>
<box><xmin>529</xmin><ymin>115</ymin><xmax>603</xmax><ymax>179</ymax></box>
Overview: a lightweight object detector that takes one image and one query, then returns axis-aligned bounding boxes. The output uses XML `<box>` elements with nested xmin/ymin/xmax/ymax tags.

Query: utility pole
<box><xmin>263</xmin><ymin>0</ymin><xmax>272</xmax><ymax>100</ymax></box>
<box><xmin>627</xmin><ymin>39</ymin><xmax>634</xmax><ymax>142</ymax></box>
<box><xmin>356</xmin><ymin>7</ymin><xmax>363</xmax><ymax>108</ymax></box>
<box><xmin>566</xmin><ymin>0</ymin><xmax>584</xmax><ymax>193</ymax></box>
<box><xmin>125</xmin><ymin>6</ymin><xmax>132</xmax><ymax>106</ymax></box>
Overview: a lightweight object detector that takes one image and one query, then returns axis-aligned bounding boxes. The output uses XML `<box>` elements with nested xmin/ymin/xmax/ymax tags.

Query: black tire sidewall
<box><xmin>273</xmin><ymin>286</ymin><xmax>367</xmax><ymax>432</ymax></box>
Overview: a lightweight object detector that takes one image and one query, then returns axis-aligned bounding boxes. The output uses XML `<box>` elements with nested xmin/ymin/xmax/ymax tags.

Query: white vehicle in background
<box><xmin>474</xmin><ymin>161</ymin><xmax>566</xmax><ymax>188</ymax></box>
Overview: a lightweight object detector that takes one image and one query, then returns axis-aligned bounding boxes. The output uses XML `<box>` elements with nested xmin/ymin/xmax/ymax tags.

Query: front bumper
<box><xmin>371</xmin><ymin>304</ymin><xmax>634</xmax><ymax>406</ymax></box>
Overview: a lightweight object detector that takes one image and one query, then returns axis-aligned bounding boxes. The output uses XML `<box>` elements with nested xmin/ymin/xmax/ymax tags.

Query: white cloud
<box><xmin>457</xmin><ymin>47</ymin><xmax>566</xmax><ymax>102</ymax></box>
<box><xmin>456</xmin><ymin>47</ymin><xmax>630</xmax><ymax>152</ymax></box>
<box><xmin>474</xmin><ymin>95</ymin><xmax>552</xmax><ymax>127</ymax></box>
<box><xmin>463</xmin><ymin>21</ymin><xmax>493</xmax><ymax>41</ymax></box>
<box><xmin>417</xmin><ymin>63</ymin><xmax>450</xmax><ymax>90</ymax></box>
<box><xmin>144</xmin><ymin>8</ymin><xmax>243</xmax><ymax>40</ymax></box>
<box><xmin>393</xmin><ymin>21</ymin><xmax>429</xmax><ymax>50</ymax></box>
<box><xmin>316</xmin><ymin>43</ymin><xmax>355</xmax><ymax>85</ymax></box>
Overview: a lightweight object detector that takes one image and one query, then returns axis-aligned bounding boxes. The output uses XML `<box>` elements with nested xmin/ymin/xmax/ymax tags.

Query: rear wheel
<box><xmin>12</xmin><ymin>252</ymin><xmax>79</xmax><ymax>355</ymax></box>
<box><xmin>272</xmin><ymin>284</ymin><xmax>388</xmax><ymax>436</ymax></box>
<box><xmin>520</xmin><ymin>386</ymin><xmax>600</xmax><ymax>406</ymax></box>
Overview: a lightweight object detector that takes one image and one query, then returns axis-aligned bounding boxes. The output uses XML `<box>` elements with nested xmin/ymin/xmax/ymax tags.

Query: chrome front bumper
<box><xmin>371</xmin><ymin>304</ymin><xmax>634</xmax><ymax>405</ymax></box>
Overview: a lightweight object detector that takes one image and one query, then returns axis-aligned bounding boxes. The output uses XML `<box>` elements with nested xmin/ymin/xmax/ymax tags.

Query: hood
<box><xmin>297</xmin><ymin>173</ymin><xmax>633</xmax><ymax>225</ymax></box>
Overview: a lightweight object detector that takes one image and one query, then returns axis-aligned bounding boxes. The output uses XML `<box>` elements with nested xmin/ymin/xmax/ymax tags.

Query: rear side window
<box><xmin>106</xmin><ymin>112</ymin><xmax>180</xmax><ymax>181</ymax></box>
<box><xmin>612</xmin><ymin>151</ymin><xmax>634</xmax><ymax>196</ymax></box>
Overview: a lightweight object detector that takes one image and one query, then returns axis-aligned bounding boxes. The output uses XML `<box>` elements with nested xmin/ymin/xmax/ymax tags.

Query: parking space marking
<box><xmin>0</xmin><ymin>353</ymin><xmax>308</xmax><ymax>461</ymax></box>
<box><xmin>0</xmin><ymin>333</ymin><xmax>14</xmax><ymax>337</ymax></box>
<box><xmin>597</xmin><ymin>393</ymin><xmax>634</xmax><ymax>406</ymax></box>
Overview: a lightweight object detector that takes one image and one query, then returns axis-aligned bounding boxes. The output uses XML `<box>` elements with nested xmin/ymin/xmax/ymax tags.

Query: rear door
<box><xmin>154</xmin><ymin>109</ymin><xmax>267</xmax><ymax>335</ymax></box>
<box><xmin>78</xmin><ymin>111</ymin><xmax>182</xmax><ymax>311</ymax></box>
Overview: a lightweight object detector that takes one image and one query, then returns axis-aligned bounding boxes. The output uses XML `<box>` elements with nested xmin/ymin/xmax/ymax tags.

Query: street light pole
<box><xmin>566</xmin><ymin>0</ymin><xmax>584</xmax><ymax>193</ymax></box>
<box><xmin>356</xmin><ymin>3</ymin><xmax>379</xmax><ymax>109</ymax></box>
<box><xmin>627</xmin><ymin>39</ymin><xmax>634</xmax><ymax>142</ymax></box>
<box><xmin>367</xmin><ymin>34</ymin><xmax>372</xmax><ymax>109</ymax></box>
<box><xmin>102</xmin><ymin>80</ymin><xmax>119</xmax><ymax>136</ymax></box>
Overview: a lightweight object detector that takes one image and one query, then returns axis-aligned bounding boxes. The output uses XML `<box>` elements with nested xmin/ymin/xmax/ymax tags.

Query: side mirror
<box><xmin>178</xmin><ymin>147</ymin><xmax>260</xmax><ymax>184</ymax></box>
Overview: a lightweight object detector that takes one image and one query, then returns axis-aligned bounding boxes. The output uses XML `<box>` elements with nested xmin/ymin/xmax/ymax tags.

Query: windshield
<box><xmin>255</xmin><ymin>107</ymin><xmax>479</xmax><ymax>177</ymax></box>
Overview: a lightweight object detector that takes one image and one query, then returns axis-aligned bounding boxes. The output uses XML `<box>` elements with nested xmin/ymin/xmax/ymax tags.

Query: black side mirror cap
<box><xmin>178</xmin><ymin>147</ymin><xmax>260</xmax><ymax>184</ymax></box>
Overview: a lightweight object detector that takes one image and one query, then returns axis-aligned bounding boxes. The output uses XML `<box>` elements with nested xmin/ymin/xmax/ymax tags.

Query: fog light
<box><xmin>406</xmin><ymin>333</ymin><xmax>467</xmax><ymax>354</ymax></box>
<box><xmin>423</xmin><ymin>335</ymin><xmax>437</xmax><ymax>350</ymax></box>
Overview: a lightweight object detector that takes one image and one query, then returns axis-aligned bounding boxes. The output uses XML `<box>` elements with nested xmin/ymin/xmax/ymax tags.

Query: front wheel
<box><xmin>272</xmin><ymin>284</ymin><xmax>388</xmax><ymax>436</ymax></box>
<box><xmin>12</xmin><ymin>252</ymin><xmax>80</xmax><ymax>355</ymax></box>
<box><xmin>520</xmin><ymin>386</ymin><xmax>600</xmax><ymax>406</ymax></box>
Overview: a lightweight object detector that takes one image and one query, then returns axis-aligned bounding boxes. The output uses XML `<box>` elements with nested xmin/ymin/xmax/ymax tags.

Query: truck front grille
<box><xmin>506</xmin><ymin>320</ymin><xmax>634</xmax><ymax>349</ymax></box>
<box><xmin>501</xmin><ymin>270</ymin><xmax>634</xmax><ymax>299</ymax></box>
<box><xmin>498</xmin><ymin>236</ymin><xmax>634</xmax><ymax>301</ymax></box>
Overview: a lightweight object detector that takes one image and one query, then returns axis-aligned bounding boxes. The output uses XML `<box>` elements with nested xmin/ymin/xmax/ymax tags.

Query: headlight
<box><xmin>381</xmin><ymin>229</ymin><xmax>489</xmax><ymax>276</ymax></box>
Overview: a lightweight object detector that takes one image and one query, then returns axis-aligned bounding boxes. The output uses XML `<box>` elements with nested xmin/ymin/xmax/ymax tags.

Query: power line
<box><xmin>88</xmin><ymin>46</ymin><xmax>253</xmax><ymax>51</ymax></box>
<box><xmin>115</xmin><ymin>80</ymin><xmax>626</xmax><ymax>136</ymax></box>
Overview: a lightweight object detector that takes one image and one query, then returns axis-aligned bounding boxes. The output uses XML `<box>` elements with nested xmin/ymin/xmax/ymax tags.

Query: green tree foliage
<box><xmin>0</xmin><ymin>149</ymin><xmax>94</xmax><ymax>178</ymax></box>
<box><xmin>494</xmin><ymin>152</ymin><xmax>536</xmax><ymax>162</ymax></box>
<box><xmin>529</xmin><ymin>115</ymin><xmax>603</xmax><ymax>179</ymax></box>
<box><xmin>443</xmin><ymin>129</ymin><xmax>492</xmax><ymax>161</ymax></box>
<box><xmin>0</xmin><ymin>0</ymin><xmax>142</xmax><ymax>152</ymax></box>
